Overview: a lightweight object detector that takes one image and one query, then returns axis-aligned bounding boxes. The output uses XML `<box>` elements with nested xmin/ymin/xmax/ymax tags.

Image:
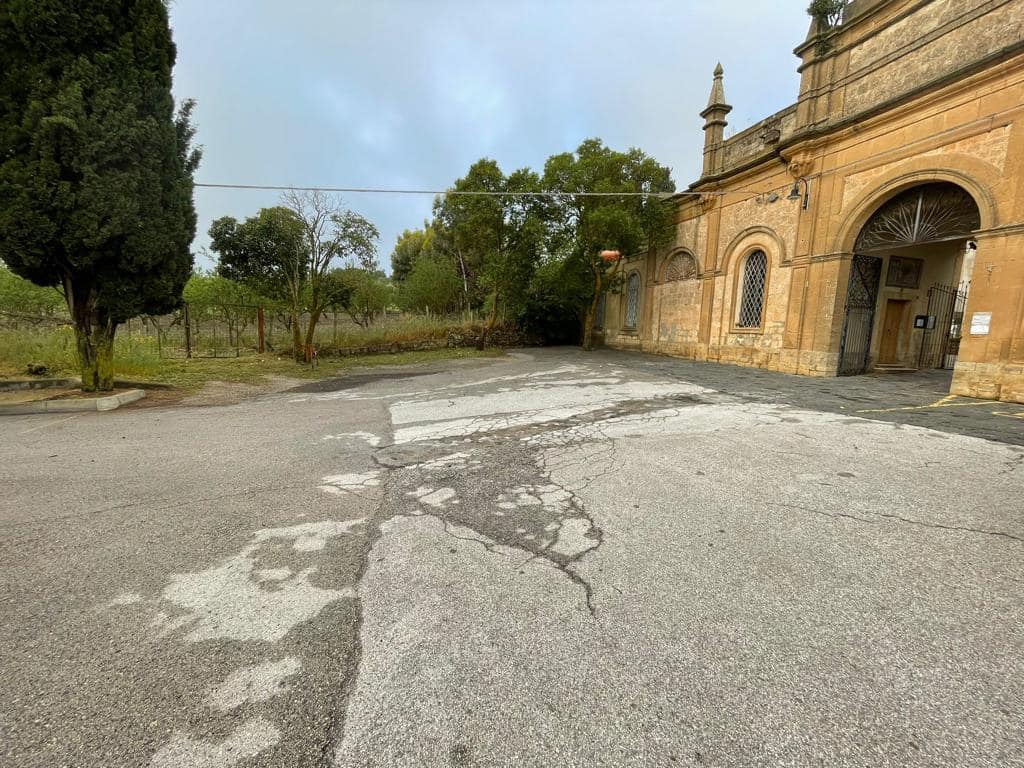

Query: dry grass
<box><xmin>0</xmin><ymin>325</ymin><xmax>503</xmax><ymax>392</ymax></box>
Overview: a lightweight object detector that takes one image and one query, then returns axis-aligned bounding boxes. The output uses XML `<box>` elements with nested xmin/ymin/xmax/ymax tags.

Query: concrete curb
<box><xmin>0</xmin><ymin>389</ymin><xmax>146</xmax><ymax>415</ymax></box>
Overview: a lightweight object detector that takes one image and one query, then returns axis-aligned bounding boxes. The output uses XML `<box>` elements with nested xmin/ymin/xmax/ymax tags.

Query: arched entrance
<box><xmin>838</xmin><ymin>182</ymin><xmax>981</xmax><ymax>375</ymax></box>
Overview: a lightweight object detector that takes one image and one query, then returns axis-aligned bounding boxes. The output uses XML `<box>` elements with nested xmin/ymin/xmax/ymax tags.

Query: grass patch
<box><xmin>0</xmin><ymin>325</ymin><xmax>504</xmax><ymax>391</ymax></box>
<box><xmin>123</xmin><ymin>347</ymin><xmax>504</xmax><ymax>390</ymax></box>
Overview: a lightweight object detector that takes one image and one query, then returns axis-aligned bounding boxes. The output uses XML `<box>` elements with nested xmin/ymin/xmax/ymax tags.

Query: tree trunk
<box><xmin>477</xmin><ymin>293</ymin><xmax>501</xmax><ymax>350</ymax></box>
<box><xmin>581</xmin><ymin>301</ymin><xmax>596</xmax><ymax>351</ymax></box>
<box><xmin>290</xmin><ymin>309</ymin><xmax>304</xmax><ymax>362</ymax></box>
<box><xmin>303</xmin><ymin>307</ymin><xmax>323</xmax><ymax>362</ymax></box>
<box><xmin>582</xmin><ymin>271</ymin><xmax>603</xmax><ymax>352</ymax></box>
<box><xmin>64</xmin><ymin>277</ymin><xmax>117</xmax><ymax>391</ymax></box>
<box><xmin>74</xmin><ymin>311</ymin><xmax>117</xmax><ymax>392</ymax></box>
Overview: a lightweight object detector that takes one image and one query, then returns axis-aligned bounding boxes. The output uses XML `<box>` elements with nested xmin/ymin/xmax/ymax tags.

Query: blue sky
<box><xmin>169</xmin><ymin>1</ymin><xmax>812</xmax><ymax>273</ymax></box>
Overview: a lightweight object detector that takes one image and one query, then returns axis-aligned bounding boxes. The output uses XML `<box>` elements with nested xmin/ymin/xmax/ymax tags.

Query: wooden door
<box><xmin>879</xmin><ymin>299</ymin><xmax>908</xmax><ymax>364</ymax></box>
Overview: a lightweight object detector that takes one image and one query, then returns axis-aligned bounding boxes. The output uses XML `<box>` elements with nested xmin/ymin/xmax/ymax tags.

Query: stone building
<box><xmin>601</xmin><ymin>0</ymin><xmax>1024</xmax><ymax>404</ymax></box>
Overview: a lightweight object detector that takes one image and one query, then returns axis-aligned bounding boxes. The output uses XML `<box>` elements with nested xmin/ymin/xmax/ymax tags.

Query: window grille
<box><xmin>664</xmin><ymin>253</ymin><xmax>697</xmax><ymax>282</ymax></box>
<box><xmin>737</xmin><ymin>250</ymin><xmax>767</xmax><ymax>328</ymax></box>
<box><xmin>624</xmin><ymin>272</ymin><xmax>640</xmax><ymax>329</ymax></box>
<box><xmin>594</xmin><ymin>293</ymin><xmax>606</xmax><ymax>328</ymax></box>
<box><xmin>855</xmin><ymin>183</ymin><xmax>980</xmax><ymax>253</ymax></box>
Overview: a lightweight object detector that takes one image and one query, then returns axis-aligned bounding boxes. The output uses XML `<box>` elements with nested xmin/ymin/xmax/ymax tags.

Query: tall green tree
<box><xmin>397</xmin><ymin>256</ymin><xmax>463</xmax><ymax>315</ymax></box>
<box><xmin>322</xmin><ymin>267</ymin><xmax>393</xmax><ymax>328</ymax></box>
<box><xmin>0</xmin><ymin>0</ymin><xmax>201</xmax><ymax>390</ymax></box>
<box><xmin>433</xmin><ymin>159</ymin><xmax>545</xmax><ymax>347</ymax></box>
<box><xmin>390</xmin><ymin>225</ymin><xmax>435</xmax><ymax>282</ymax></box>
<box><xmin>209</xmin><ymin>207</ymin><xmax>308</xmax><ymax>360</ymax></box>
<box><xmin>541</xmin><ymin>139</ymin><xmax>675</xmax><ymax>350</ymax></box>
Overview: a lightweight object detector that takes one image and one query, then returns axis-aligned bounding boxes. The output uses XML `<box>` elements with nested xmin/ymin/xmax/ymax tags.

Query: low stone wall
<box><xmin>0</xmin><ymin>377</ymin><xmax>78</xmax><ymax>391</ymax></box>
<box><xmin>951</xmin><ymin>360</ymin><xmax>1024</xmax><ymax>403</ymax></box>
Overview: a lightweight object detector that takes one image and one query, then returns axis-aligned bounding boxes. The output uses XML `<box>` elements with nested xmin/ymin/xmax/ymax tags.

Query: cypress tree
<box><xmin>0</xmin><ymin>0</ymin><xmax>201</xmax><ymax>390</ymax></box>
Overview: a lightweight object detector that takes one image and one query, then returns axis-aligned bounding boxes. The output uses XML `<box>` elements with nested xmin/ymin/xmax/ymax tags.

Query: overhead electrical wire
<box><xmin>194</xmin><ymin>182</ymin><xmax>697</xmax><ymax>198</ymax></box>
<box><xmin>190</xmin><ymin>177</ymin><xmax>823</xmax><ymax>201</ymax></box>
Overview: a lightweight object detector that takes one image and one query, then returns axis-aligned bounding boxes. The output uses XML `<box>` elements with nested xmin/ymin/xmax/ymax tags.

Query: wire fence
<box><xmin>1</xmin><ymin>304</ymin><xmax>479</xmax><ymax>359</ymax></box>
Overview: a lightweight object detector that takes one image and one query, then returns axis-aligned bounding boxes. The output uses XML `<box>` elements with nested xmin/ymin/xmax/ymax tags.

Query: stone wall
<box><xmin>718</xmin><ymin>107</ymin><xmax>799</xmax><ymax>175</ymax></box>
<box><xmin>651</xmin><ymin>278</ymin><xmax>702</xmax><ymax>347</ymax></box>
<box><xmin>842</xmin><ymin>0</ymin><xmax>1024</xmax><ymax>116</ymax></box>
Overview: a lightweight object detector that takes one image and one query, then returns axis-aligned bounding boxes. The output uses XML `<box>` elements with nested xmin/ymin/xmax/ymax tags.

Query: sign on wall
<box><xmin>970</xmin><ymin>312</ymin><xmax>992</xmax><ymax>335</ymax></box>
<box><xmin>885</xmin><ymin>256</ymin><xmax>924</xmax><ymax>289</ymax></box>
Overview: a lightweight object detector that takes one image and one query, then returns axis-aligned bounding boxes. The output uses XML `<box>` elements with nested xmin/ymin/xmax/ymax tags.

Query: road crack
<box><xmin>774</xmin><ymin>502</ymin><xmax>1023</xmax><ymax>543</ymax></box>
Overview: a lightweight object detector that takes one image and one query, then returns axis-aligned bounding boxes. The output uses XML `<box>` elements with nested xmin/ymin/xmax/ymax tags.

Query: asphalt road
<box><xmin>2</xmin><ymin>349</ymin><xmax>1022</xmax><ymax>767</ymax></box>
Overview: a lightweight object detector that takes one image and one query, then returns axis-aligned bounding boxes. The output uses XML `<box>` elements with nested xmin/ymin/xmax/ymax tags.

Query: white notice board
<box><xmin>970</xmin><ymin>312</ymin><xmax>992</xmax><ymax>335</ymax></box>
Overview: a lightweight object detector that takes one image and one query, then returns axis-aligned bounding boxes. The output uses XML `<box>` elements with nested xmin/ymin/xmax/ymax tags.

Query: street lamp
<box><xmin>788</xmin><ymin>178</ymin><xmax>810</xmax><ymax>210</ymax></box>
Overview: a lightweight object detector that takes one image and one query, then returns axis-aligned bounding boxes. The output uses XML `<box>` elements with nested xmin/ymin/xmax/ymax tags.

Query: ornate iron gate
<box><xmin>838</xmin><ymin>254</ymin><xmax>883</xmax><ymax>375</ymax></box>
<box><xmin>918</xmin><ymin>283</ymin><xmax>969</xmax><ymax>370</ymax></box>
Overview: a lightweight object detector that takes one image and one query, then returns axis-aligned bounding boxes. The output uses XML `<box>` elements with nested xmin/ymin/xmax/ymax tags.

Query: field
<box><xmin>0</xmin><ymin>314</ymin><xmax>505</xmax><ymax>391</ymax></box>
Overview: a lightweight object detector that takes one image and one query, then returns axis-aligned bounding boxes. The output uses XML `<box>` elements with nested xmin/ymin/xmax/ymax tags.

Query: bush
<box><xmin>398</xmin><ymin>257</ymin><xmax>463</xmax><ymax>315</ymax></box>
<box><xmin>518</xmin><ymin>256</ymin><xmax>589</xmax><ymax>345</ymax></box>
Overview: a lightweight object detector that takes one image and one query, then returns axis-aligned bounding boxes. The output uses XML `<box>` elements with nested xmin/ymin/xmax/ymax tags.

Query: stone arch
<box><xmin>835</xmin><ymin>157</ymin><xmax>999</xmax><ymax>254</ymax></box>
<box><xmin>661</xmin><ymin>249</ymin><xmax>699</xmax><ymax>282</ymax></box>
<box><xmin>720</xmin><ymin>226</ymin><xmax>786</xmax><ymax>275</ymax></box>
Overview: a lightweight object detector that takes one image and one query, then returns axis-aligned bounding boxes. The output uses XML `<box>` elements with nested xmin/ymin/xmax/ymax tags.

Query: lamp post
<box><xmin>788</xmin><ymin>177</ymin><xmax>810</xmax><ymax>210</ymax></box>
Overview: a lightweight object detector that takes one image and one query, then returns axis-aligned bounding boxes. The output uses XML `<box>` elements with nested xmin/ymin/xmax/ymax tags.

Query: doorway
<box><xmin>879</xmin><ymin>299</ymin><xmax>910</xmax><ymax>364</ymax></box>
<box><xmin>845</xmin><ymin>182</ymin><xmax>981</xmax><ymax>379</ymax></box>
<box><xmin>837</xmin><ymin>254</ymin><xmax>883</xmax><ymax>375</ymax></box>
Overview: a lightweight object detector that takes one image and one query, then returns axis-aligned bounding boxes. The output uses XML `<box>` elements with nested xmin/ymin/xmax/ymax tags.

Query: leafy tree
<box><xmin>431</xmin><ymin>160</ymin><xmax>501</xmax><ymax>310</ymax></box>
<box><xmin>182</xmin><ymin>271</ymin><xmax>264</xmax><ymax>346</ymax></box>
<box><xmin>209</xmin><ymin>207</ymin><xmax>308</xmax><ymax>360</ymax></box>
<box><xmin>433</xmin><ymin>159</ymin><xmax>546</xmax><ymax>347</ymax></box>
<box><xmin>323</xmin><ymin>267</ymin><xmax>393</xmax><ymax>328</ymax></box>
<box><xmin>518</xmin><ymin>253</ymin><xmax>591</xmax><ymax>345</ymax></box>
<box><xmin>398</xmin><ymin>257</ymin><xmax>463</xmax><ymax>315</ymax></box>
<box><xmin>390</xmin><ymin>226</ymin><xmax>435</xmax><ymax>282</ymax></box>
<box><xmin>0</xmin><ymin>0</ymin><xmax>200</xmax><ymax>390</ymax></box>
<box><xmin>541</xmin><ymin>139</ymin><xmax>675</xmax><ymax>350</ymax></box>
<box><xmin>282</xmin><ymin>190</ymin><xmax>379</xmax><ymax>358</ymax></box>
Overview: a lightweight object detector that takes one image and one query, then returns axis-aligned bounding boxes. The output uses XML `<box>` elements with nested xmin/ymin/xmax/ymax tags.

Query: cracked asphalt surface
<box><xmin>2</xmin><ymin>348</ymin><xmax>1023</xmax><ymax>767</ymax></box>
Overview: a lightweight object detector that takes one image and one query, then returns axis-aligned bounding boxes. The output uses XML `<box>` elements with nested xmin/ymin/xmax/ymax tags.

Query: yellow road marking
<box><xmin>856</xmin><ymin>394</ymin><xmax>1003</xmax><ymax>414</ymax></box>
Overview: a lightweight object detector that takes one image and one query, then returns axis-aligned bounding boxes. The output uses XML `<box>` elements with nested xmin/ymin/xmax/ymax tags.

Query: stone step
<box><xmin>872</xmin><ymin>364</ymin><xmax>919</xmax><ymax>374</ymax></box>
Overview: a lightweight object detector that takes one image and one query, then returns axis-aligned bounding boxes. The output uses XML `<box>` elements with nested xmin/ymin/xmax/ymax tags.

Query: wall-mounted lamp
<box><xmin>788</xmin><ymin>177</ymin><xmax>810</xmax><ymax>210</ymax></box>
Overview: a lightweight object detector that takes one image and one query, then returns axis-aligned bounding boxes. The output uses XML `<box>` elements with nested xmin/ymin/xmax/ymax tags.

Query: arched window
<box><xmin>855</xmin><ymin>182</ymin><xmax>980</xmax><ymax>253</ymax></box>
<box><xmin>664</xmin><ymin>252</ymin><xmax>697</xmax><ymax>282</ymax></box>
<box><xmin>624</xmin><ymin>272</ymin><xmax>641</xmax><ymax>329</ymax></box>
<box><xmin>736</xmin><ymin>250</ymin><xmax>767</xmax><ymax>328</ymax></box>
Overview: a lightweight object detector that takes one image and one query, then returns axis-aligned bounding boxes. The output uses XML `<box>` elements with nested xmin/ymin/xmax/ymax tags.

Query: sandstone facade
<box><xmin>602</xmin><ymin>0</ymin><xmax>1024</xmax><ymax>403</ymax></box>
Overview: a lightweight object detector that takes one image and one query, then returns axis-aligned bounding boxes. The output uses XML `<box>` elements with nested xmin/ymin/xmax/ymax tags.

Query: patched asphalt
<box><xmin>2</xmin><ymin>349</ymin><xmax>1022</xmax><ymax>767</ymax></box>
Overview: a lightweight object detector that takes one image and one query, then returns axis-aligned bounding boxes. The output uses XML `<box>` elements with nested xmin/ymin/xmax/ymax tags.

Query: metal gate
<box><xmin>918</xmin><ymin>283</ymin><xmax>968</xmax><ymax>370</ymax></box>
<box><xmin>837</xmin><ymin>254</ymin><xmax>883</xmax><ymax>376</ymax></box>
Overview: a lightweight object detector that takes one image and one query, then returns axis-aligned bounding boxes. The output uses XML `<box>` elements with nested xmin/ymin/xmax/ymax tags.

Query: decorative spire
<box><xmin>702</xmin><ymin>63</ymin><xmax>731</xmax><ymax>117</ymax></box>
<box><xmin>700</xmin><ymin>63</ymin><xmax>732</xmax><ymax>177</ymax></box>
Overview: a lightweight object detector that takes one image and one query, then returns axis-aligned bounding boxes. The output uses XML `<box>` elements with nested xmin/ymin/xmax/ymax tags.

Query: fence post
<box><xmin>184</xmin><ymin>303</ymin><xmax>192</xmax><ymax>359</ymax></box>
<box><xmin>257</xmin><ymin>306</ymin><xmax>266</xmax><ymax>354</ymax></box>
